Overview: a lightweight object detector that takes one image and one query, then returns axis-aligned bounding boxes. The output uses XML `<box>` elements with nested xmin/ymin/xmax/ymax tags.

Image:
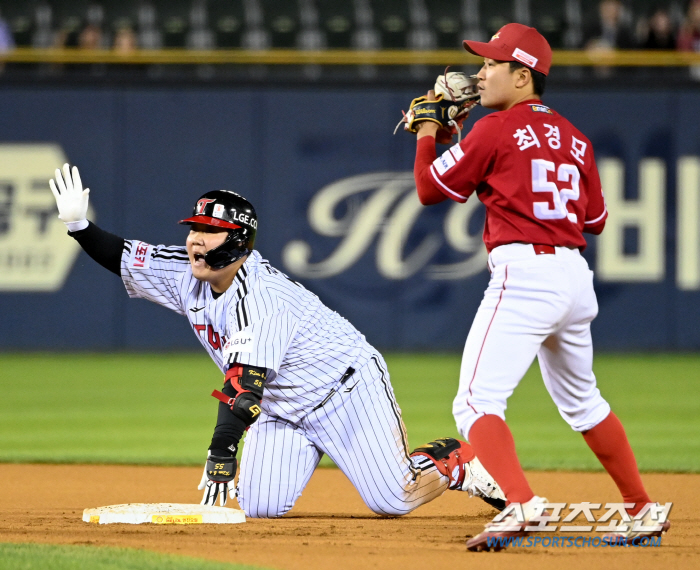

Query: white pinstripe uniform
<box><xmin>121</xmin><ymin>241</ymin><xmax>449</xmax><ymax>517</ymax></box>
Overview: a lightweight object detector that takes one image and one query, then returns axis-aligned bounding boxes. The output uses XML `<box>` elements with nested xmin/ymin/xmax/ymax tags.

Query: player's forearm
<box><xmin>68</xmin><ymin>221</ymin><xmax>125</xmax><ymax>276</ymax></box>
<box><xmin>210</xmin><ymin>395</ymin><xmax>248</xmax><ymax>456</ymax></box>
<box><xmin>414</xmin><ymin>136</ymin><xmax>448</xmax><ymax>205</ymax></box>
<box><xmin>209</xmin><ymin>365</ymin><xmax>269</xmax><ymax>456</ymax></box>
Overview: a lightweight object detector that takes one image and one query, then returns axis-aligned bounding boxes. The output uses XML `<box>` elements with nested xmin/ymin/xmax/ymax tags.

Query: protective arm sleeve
<box><xmin>414</xmin><ymin>136</ymin><xmax>448</xmax><ymax>205</ymax></box>
<box><xmin>68</xmin><ymin>221</ymin><xmax>125</xmax><ymax>276</ymax></box>
<box><xmin>209</xmin><ymin>364</ymin><xmax>270</xmax><ymax>456</ymax></box>
<box><xmin>209</xmin><ymin>379</ymin><xmax>249</xmax><ymax>456</ymax></box>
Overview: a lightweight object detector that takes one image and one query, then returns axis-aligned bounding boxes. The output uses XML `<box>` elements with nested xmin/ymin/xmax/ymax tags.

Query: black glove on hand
<box><xmin>198</xmin><ymin>450</ymin><xmax>238</xmax><ymax>507</ymax></box>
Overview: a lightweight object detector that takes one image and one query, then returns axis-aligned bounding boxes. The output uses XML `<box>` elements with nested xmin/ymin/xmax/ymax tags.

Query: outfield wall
<box><xmin>1</xmin><ymin>86</ymin><xmax>699</xmax><ymax>351</ymax></box>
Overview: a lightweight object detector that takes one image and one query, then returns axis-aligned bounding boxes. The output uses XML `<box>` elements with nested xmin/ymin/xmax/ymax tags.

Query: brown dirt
<box><xmin>0</xmin><ymin>464</ymin><xmax>697</xmax><ymax>570</ymax></box>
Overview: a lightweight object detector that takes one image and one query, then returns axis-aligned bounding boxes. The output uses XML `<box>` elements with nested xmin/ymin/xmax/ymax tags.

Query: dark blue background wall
<box><xmin>1</xmin><ymin>86</ymin><xmax>698</xmax><ymax>351</ymax></box>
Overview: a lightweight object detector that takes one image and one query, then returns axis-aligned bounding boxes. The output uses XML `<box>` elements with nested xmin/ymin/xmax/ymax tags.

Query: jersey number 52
<box><xmin>531</xmin><ymin>159</ymin><xmax>580</xmax><ymax>223</ymax></box>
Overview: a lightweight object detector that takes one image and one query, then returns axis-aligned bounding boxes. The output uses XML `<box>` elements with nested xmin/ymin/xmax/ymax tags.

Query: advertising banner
<box><xmin>0</xmin><ymin>86</ymin><xmax>698</xmax><ymax>350</ymax></box>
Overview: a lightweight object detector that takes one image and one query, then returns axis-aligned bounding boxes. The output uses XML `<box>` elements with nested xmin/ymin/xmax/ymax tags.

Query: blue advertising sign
<box><xmin>0</xmin><ymin>86</ymin><xmax>698</xmax><ymax>350</ymax></box>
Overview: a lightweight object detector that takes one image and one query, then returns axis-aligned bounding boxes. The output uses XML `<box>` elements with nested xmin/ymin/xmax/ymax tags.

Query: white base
<box><xmin>83</xmin><ymin>503</ymin><xmax>246</xmax><ymax>525</ymax></box>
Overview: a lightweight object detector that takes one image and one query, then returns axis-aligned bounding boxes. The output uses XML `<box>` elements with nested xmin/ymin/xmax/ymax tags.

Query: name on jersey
<box><xmin>223</xmin><ymin>330</ymin><xmax>255</xmax><ymax>355</ymax></box>
<box><xmin>193</xmin><ymin>324</ymin><xmax>227</xmax><ymax>351</ymax></box>
<box><xmin>432</xmin><ymin>143</ymin><xmax>465</xmax><ymax>175</ymax></box>
<box><xmin>513</xmin><ymin>123</ymin><xmax>588</xmax><ymax>164</ymax></box>
<box><xmin>128</xmin><ymin>241</ymin><xmax>153</xmax><ymax>270</ymax></box>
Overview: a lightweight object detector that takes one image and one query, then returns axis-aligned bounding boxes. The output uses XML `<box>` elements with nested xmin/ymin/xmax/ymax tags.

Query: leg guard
<box><xmin>410</xmin><ymin>438</ymin><xmax>473</xmax><ymax>490</ymax></box>
<box><xmin>410</xmin><ymin>437</ymin><xmax>506</xmax><ymax>511</ymax></box>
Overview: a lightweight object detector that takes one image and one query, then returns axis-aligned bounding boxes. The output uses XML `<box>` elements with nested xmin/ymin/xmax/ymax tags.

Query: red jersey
<box><xmin>422</xmin><ymin>100</ymin><xmax>607</xmax><ymax>252</ymax></box>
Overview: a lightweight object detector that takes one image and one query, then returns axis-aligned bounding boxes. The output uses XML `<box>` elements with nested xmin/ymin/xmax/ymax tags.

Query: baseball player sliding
<box><xmin>49</xmin><ymin>166</ymin><xmax>506</xmax><ymax>518</ymax></box>
<box><xmin>402</xmin><ymin>23</ymin><xmax>671</xmax><ymax>550</ymax></box>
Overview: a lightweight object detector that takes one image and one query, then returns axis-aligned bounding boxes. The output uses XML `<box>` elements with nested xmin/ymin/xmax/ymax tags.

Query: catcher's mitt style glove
<box><xmin>394</xmin><ymin>71</ymin><xmax>480</xmax><ymax>142</ymax></box>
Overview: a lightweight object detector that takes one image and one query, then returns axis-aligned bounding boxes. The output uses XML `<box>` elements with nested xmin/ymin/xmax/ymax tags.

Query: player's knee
<box><xmin>239</xmin><ymin>498</ymin><xmax>292</xmax><ymax>519</ymax></box>
<box><xmin>366</xmin><ymin>503</ymin><xmax>411</xmax><ymax>517</ymax></box>
<box><xmin>237</xmin><ymin>487</ymin><xmax>295</xmax><ymax>519</ymax></box>
<box><xmin>362</xmin><ymin>494</ymin><xmax>413</xmax><ymax>517</ymax></box>
<box><xmin>242</xmin><ymin>505</ymin><xmax>291</xmax><ymax>519</ymax></box>
<box><xmin>559</xmin><ymin>398</ymin><xmax>611</xmax><ymax>432</ymax></box>
<box><xmin>454</xmin><ymin>401</ymin><xmax>506</xmax><ymax>441</ymax></box>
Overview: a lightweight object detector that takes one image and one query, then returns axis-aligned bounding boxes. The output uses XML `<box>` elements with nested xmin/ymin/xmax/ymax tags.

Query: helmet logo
<box><xmin>213</xmin><ymin>204</ymin><xmax>225</xmax><ymax>219</ymax></box>
<box><xmin>491</xmin><ymin>32</ymin><xmax>500</xmax><ymax>41</ymax></box>
<box><xmin>195</xmin><ymin>198</ymin><xmax>216</xmax><ymax>215</ymax></box>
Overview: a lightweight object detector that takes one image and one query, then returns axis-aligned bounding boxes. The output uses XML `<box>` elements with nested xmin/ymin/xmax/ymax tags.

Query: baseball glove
<box><xmin>394</xmin><ymin>71</ymin><xmax>480</xmax><ymax>142</ymax></box>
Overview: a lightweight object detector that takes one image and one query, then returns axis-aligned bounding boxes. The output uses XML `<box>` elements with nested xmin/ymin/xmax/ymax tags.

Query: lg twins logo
<box><xmin>195</xmin><ymin>198</ymin><xmax>216</xmax><ymax>214</ymax></box>
<box><xmin>282</xmin><ymin>172</ymin><xmax>487</xmax><ymax>280</ymax></box>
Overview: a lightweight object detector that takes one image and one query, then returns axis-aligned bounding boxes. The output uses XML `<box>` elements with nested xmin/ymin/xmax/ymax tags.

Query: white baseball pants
<box><xmin>237</xmin><ymin>355</ymin><xmax>448</xmax><ymax>518</ymax></box>
<box><xmin>453</xmin><ymin>243</ymin><xmax>611</xmax><ymax>440</ymax></box>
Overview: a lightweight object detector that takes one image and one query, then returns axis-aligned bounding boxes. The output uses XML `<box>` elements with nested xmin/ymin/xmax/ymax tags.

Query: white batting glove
<box><xmin>199</xmin><ymin>478</ymin><xmax>235</xmax><ymax>507</ymax></box>
<box><xmin>49</xmin><ymin>163</ymin><xmax>90</xmax><ymax>232</ymax></box>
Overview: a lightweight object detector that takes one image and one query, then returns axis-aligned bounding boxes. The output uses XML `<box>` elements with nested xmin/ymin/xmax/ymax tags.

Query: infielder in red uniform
<box><xmin>410</xmin><ymin>23</ymin><xmax>670</xmax><ymax>550</ymax></box>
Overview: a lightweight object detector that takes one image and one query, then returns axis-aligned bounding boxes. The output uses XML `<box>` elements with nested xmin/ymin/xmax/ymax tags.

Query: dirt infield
<box><xmin>0</xmin><ymin>464</ymin><xmax>697</xmax><ymax>570</ymax></box>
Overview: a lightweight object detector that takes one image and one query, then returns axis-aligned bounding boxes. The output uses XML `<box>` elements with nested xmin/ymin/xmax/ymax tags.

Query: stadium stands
<box><xmin>0</xmin><ymin>0</ymin><xmax>692</xmax><ymax>51</ymax></box>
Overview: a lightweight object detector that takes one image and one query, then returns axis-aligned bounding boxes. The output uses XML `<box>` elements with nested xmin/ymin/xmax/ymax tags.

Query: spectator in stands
<box><xmin>678</xmin><ymin>0</ymin><xmax>700</xmax><ymax>80</ymax></box>
<box><xmin>114</xmin><ymin>25</ymin><xmax>138</xmax><ymax>54</ymax></box>
<box><xmin>678</xmin><ymin>0</ymin><xmax>700</xmax><ymax>51</ymax></box>
<box><xmin>79</xmin><ymin>23</ymin><xmax>103</xmax><ymax>49</ymax></box>
<box><xmin>638</xmin><ymin>5</ymin><xmax>676</xmax><ymax>49</ymax></box>
<box><xmin>584</xmin><ymin>0</ymin><xmax>636</xmax><ymax>50</ymax></box>
<box><xmin>0</xmin><ymin>8</ymin><xmax>15</xmax><ymax>53</ymax></box>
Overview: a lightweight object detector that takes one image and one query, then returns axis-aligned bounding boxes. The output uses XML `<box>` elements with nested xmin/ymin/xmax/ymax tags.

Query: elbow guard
<box><xmin>231</xmin><ymin>392</ymin><xmax>262</xmax><ymax>425</ymax></box>
<box><xmin>211</xmin><ymin>364</ymin><xmax>269</xmax><ymax>427</ymax></box>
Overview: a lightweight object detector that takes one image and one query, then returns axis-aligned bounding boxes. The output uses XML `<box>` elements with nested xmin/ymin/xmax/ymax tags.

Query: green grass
<box><xmin>0</xmin><ymin>543</ymin><xmax>267</xmax><ymax>570</ymax></box>
<box><xmin>0</xmin><ymin>353</ymin><xmax>222</xmax><ymax>465</ymax></box>
<box><xmin>388</xmin><ymin>353</ymin><xmax>700</xmax><ymax>472</ymax></box>
<box><xmin>0</xmin><ymin>352</ymin><xmax>698</xmax><ymax>471</ymax></box>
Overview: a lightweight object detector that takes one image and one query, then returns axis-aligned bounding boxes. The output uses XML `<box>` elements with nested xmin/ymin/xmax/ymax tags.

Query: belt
<box><xmin>533</xmin><ymin>244</ymin><xmax>556</xmax><ymax>255</ymax></box>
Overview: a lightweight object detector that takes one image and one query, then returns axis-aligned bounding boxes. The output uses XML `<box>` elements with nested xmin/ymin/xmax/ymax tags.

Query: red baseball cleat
<box><xmin>602</xmin><ymin>503</ymin><xmax>671</xmax><ymax>546</ymax></box>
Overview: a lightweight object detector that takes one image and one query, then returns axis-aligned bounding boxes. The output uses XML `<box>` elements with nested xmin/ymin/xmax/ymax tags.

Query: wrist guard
<box><xmin>206</xmin><ymin>454</ymin><xmax>237</xmax><ymax>483</ymax></box>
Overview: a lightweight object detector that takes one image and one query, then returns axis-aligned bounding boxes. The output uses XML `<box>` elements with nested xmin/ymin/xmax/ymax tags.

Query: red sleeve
<box><xmin>583</xmin><ymin>153</ymin><xmax>607</xmax><ymax>235</ymax></box>
<box><xmin>429</xmin><ymin>115</ymin><xmax>501</xmax><ymax>203</ymax></box>
<box><xmin>414</xmin><ymin>136</ymin><xmax>448</xmax><ymax>205</ymax></box>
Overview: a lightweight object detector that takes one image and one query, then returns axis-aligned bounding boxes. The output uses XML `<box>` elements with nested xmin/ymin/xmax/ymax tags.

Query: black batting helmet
<box><xmin>179</xmin><ymin>190</ymin><xmax>257</xmax><ymax>269</ymax></box>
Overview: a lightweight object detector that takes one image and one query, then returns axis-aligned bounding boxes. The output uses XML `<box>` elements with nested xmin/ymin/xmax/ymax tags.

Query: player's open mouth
<box><xmin>193</xmin><ymin>253</ymin><xmax>206</xmax><ymax>267</ymax></box>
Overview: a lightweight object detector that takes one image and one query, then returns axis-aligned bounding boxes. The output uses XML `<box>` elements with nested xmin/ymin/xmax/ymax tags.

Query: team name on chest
<box><xmin>192</xmin><ymin>323</ymin><xmax>227</xmax><ymax>351</ymax></box>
